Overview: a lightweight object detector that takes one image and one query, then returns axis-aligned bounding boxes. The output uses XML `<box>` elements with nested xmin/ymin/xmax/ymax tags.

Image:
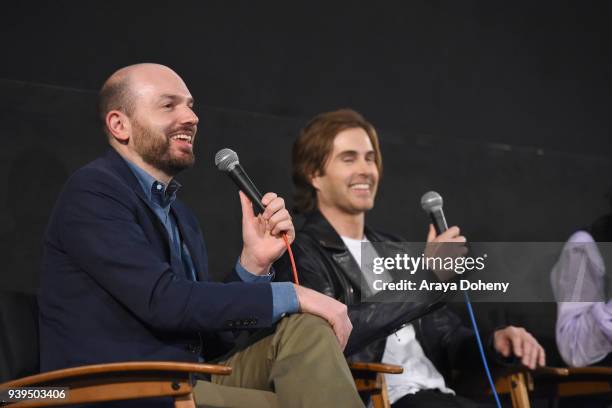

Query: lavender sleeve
<box><xmin>551</xmin><ymin>231</ymin><xmax>612</xmax><ymax>367</ymax></box>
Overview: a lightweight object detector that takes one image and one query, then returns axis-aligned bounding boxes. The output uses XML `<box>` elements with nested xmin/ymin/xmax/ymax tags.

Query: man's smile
<box><xmin>348</xmin><ymin>181</ymin><xmax>375</xmax><ymax>196</ymax></box>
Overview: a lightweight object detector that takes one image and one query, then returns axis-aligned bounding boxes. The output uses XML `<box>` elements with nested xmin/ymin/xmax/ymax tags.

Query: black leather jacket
<box><xmin>276</xmin><ymin>211</ymin><xmax>500</xmax><ymax>380</ymax></box>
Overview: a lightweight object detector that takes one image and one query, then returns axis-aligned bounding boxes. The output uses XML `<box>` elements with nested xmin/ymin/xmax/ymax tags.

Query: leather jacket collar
<box><xmin>301</xmin><ymin>210</ymin><xmax>389</xmax><ymax>249</ymax></box>
<box><xmin>299</xmin><ymin>210</ymin><xmax>400</xmax><ymax>303</ymax></box>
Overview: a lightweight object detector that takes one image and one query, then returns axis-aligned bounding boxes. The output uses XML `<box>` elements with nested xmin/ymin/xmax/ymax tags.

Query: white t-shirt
<box><xmin>340</xmin><ymin>235</ymin><xmax>455</xmax><ymax>404</ymax></box>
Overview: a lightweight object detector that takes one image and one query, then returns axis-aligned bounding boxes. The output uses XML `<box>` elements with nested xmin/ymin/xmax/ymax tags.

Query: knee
<box><xmin>270</xmin><ymin>313</ymin><xmax>347</xmax><ymax>364</ymax></box>
<box><xmin>278</xmin><ymin>313</ymin><xmax>335</xmax><ymax>342</ymax></box>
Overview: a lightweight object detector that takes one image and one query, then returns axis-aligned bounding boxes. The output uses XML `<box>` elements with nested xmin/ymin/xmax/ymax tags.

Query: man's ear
<box><xmin>310</xmin><ymin>172</ymin><xmax>321</xmax><ymax>190</ymax></box>
<box><xmin>106</xmin><ymin>110</ymin><xmax>131</xmax><ymax>144</ymax></box>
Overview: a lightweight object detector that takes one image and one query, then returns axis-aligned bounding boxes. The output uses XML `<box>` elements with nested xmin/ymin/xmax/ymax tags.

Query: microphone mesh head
<box><xmin>215</xmin><ymin>148</ymin><xmax>239</xmax><ymax>172</ymax></box>
<box><xmin>421</xmin><ymin>191</ymin><xmax>443</xmax><ymax>213</ymax></box>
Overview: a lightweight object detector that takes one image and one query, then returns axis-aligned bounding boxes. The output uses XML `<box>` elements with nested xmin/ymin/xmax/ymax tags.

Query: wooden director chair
<box><xmin>0</xmin><ymin>361</ymin><xmax>231</xmax><ymax>407</ymax></box>
<box><xmin>351</xmin><ymin>361</ymin><xmax>611</xmax><ymax>408</ymax></box>
<box><xmin>350</xmin><ymin>361</ymin><xmax>404</xmax><ymax>408</ymax></box>
<box><xmin>1</xmin><ymin>359</ymin><xmax>405</xmax><ymax>408</ymax></box>
<box><xmin>2</xmin><ymin>289</ymin><xmax>408</xmax><ymax>407</ymax></box>
<box><xmin>0</xmin><ymin>290</ymin><xmax>237</xmax><ymax>407</ymax></box>
<box><xmin>2</xmin><ymin>362</ymin><xmax>407</xmax><ymax>408</ymax></box>
<box><xmin>495</xmin><ymin>365</ymin><xmax>612</xmax><ymax>408</ymax></box>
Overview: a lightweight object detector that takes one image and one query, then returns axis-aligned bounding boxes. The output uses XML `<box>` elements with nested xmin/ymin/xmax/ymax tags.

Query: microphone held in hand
<box><xmin>215</xmin><ymin>148</ymin><xmax>265</xmax><ymax>213</ymax></box>
<box><xmin>215</xmin><ymin>147</ymin><xmax>301</xmax><ymax>284</ymax></box>
<box><xmin>420</xmin><ymin>192</ymin><xmax>503</xmax><ymax>408</ymax></box>
<box><xmin>420</xmin><ymin>191</ymin><xmax>448</xmax><ymax>234</ymax></box>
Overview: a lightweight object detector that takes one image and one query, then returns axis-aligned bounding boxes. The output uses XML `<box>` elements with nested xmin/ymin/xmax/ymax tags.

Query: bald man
<box><xmin>39</xmin><ymin>64</ymin><xmax>363</xmax><ymax>407</ymax></box>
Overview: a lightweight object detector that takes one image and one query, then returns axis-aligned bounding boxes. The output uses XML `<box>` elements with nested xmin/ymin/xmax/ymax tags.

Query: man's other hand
<box><xmin>494</xmin><ymin>325</ymin><xmax>546</xmax><ymax>370</ymax></box>
<box><xmin>294</xmin><ymin>284</ymin><xmax>353</xmax><ymax>350</ymax></box>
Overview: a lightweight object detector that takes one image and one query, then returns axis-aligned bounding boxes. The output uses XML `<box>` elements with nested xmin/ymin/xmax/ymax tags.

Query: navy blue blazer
<box><xmin>39</xmin><ymin>148</ymin><xmax>274</xmax><ymax>372</ymax></box>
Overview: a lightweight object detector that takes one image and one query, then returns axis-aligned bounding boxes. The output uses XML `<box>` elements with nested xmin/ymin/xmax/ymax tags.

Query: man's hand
<box><xmin>239</xmin><ymin>191</ymin><xmax>295</xmax><ymax>275</ymax></box>
<box><xmin>426</xmin><ymin>224</ymin><xmax>466</xmax><ymax>245</ymax></box>
<box><xmin>493</xmin><ymin>326</ymin><xmax>546</xmax><ymax>370</ymax></box>
<box><xmin>424</xmin><ymin>224</ymin><xmax>468</xmax><ymax>280</ymax></box>
<box><xmin>294</xmin><ymin>284</ymin><xmax>352</xmax><ymax>350</ymax></box>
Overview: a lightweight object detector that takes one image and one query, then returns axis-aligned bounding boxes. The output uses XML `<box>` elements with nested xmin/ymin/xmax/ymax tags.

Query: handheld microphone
<box><xmin>420</xmin><ymin>191</ymin><xmax>448</xmax><ymax>234</ymax></box>
<box><xmin>420</xmin><ymin>191</ymin><xmax>502</xmax><ymax>407</ymax></box>
<box><xmin>215</xmin><ymin>147</ymin><xmax>301</xmax><ymax>284</ymax></box>
<box><xmin>215</xmin><ymin>148</ymin><xmax>265</xmax><ymax>214</ymax></box>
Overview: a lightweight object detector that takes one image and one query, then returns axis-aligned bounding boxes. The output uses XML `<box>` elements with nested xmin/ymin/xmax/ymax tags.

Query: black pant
<box><xmin>392</xmin><ymin>390</ymin><xmax>494</xmax><ymax>408</ymax></box>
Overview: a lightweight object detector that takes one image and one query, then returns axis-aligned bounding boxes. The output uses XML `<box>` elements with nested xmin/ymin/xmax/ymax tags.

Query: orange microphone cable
<box><xmin>282</xmin><ymin>233</ymin><xmax>300</xmax><ymax>285</ymax></box>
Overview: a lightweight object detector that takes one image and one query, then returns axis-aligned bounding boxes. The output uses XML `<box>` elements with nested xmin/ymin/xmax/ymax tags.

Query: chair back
<box><xmin>0</xmin><ymin>290</ymin><xmax>39</xmax><ymax>382</ymax></box>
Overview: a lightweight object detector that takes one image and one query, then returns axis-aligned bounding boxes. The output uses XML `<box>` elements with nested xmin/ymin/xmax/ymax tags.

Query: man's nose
<box><xmin>180</xmin><ymin>107</ymin><xmax>199</xmax><ymax>126</ymax></box>
<box><xmin>356</xmin><ymin>157</ymin><xmax>372</xmax><ymax>174</ymax></box>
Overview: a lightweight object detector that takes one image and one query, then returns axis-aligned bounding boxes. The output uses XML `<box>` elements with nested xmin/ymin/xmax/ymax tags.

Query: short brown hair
<box><xmin>97</xmin><ymin>75</ymin><xmax>135</xmax><ymax>136</ymax></box>
<box><xmin>292</xmin><ymin>109</ymin><xmax>383</xmax><ymax>214</ymax></box>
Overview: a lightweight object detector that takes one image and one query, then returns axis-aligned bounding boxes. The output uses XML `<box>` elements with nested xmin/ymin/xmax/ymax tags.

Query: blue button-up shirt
<box><xmin>124</xmin><ymin>158</ymin><xmax>298</xmax><ymax>322</ymax></box>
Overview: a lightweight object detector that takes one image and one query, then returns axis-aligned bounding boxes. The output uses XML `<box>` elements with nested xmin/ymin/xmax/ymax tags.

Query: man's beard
<box><xmin>131</xmin><ymin>119</ymin><xmax>195</xmax><ymax>176</ymax></box>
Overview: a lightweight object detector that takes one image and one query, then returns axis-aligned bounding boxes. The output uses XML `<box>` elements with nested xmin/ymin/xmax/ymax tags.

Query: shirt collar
<box><xmin>123</xmin><ymin>158</ymin><xmax>181</xmax><ymax>208</ymax></box>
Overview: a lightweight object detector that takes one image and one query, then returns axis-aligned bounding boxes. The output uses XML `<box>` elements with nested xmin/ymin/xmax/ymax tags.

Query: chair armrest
<box><xmin>533</xmin><ymin>366</ymin><xmax>570</xmax><ymax>376</ymax></box>
<box><xmin>530</xmin><ymin>365</ymin><xmax>612</xmax><ymax>399</ymax></box>
<box><xmin>2</xmin><ymin>361</ymin><xmax>231</xmax><ymax>388</ymax></box>
<box><xmin>565</xmin><ymin>366</ymin><xmax>612</xmax><ymax>376</ymax></box>
<box><xmin>0</xmin><ymin>361</ymin><xmax>231</xmax><ymax>407</ymax></box>
<box><xmin>349</xmin><ymin>361</ymin><xmax>403</xmax><ymax>374</ymax></box>
<box><xmin>532</xmin><ymin>365</ymin><xmax>612</xmax><ymax>379</ymax></box>
<box><xmin>506</xmin><ymin>365</ymin><xmax>612</xmax><ymax>378</ymax></box>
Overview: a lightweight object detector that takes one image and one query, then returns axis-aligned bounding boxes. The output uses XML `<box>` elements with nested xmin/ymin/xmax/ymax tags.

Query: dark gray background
<box><xmin>1</xmin><ymin>1</ymin><xmax>611</xmax><ymax>367</ymax></box>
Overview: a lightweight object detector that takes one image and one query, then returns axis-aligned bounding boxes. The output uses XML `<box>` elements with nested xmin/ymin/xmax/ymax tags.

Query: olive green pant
<box><xmin>194</xmin><ymin>313</ymin><xmax>364</xmax><ymax>408</ymax></box>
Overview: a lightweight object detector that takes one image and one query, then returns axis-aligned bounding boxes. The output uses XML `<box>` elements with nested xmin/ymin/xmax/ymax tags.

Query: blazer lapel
<box><xmin>103</xmin><ymin>148</ymin><xmax>176</xmax><ymax>269</ymax></box>
<box><xmin>172</xmin><ymin>203</ymin><xmax>208</xmax><ymax>282</ymax></box>
<box><xmin>104</xmin><ymin>148</ymin><xmax>208</xmax><ymax>282</ymax></box>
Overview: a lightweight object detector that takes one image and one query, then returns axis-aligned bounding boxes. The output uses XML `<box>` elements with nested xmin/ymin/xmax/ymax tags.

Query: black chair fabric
<box><xmin>0</xmin><ymin>290</ymin><xmax>39</xmax><ymax>382</ymax></box>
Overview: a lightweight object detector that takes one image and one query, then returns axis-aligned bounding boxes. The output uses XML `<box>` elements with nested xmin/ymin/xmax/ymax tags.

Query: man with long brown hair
<box><xmin>278</xmin><ymin>108</ymin><xmax>546</xmax><ymax>407</ymax></box>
